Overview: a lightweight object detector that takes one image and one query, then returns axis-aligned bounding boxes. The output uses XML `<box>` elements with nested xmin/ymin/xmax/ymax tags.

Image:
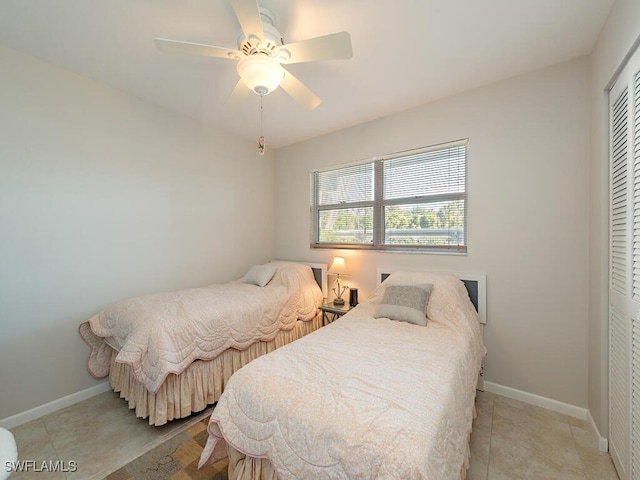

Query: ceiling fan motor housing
<box><xmin>237</xmin><ymin>7</ymin><xmax>283</xmax><ymax>57</ymax></box>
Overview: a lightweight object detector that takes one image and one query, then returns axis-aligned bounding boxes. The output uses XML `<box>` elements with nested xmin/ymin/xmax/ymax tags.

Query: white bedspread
<box><xmin>79</xmin><ymin>262</ymin><xmax>322</xmax><ymax>393</ymax></box>
<box><xmin>200</xmin><ymin>271</ymin><xmax>486</xmax><ymax>479</ymax></box>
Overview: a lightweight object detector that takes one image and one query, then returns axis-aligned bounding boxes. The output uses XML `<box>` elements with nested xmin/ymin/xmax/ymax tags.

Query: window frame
<box><xmin>310</xmin><ymin>139</ymin><xmax>468</xmax><ymax>254</ymax></box>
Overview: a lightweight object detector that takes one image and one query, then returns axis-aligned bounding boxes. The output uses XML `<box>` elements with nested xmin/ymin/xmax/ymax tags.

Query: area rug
<box><xmin>104</xmin><ymin>415</ymin><xmax>228</xmax><ymax>480</ymax></box>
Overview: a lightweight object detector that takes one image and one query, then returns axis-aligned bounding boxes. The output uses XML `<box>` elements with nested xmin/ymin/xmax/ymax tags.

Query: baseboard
<box><xmin>586</xmin><ymin>409</ymin><xmax>609</xmax><ymax>452</ymax></box>
<box><xmin>483</xmin><ymin>381</ymin><xmax>588</xmax><ymax>420</ymax></box>
<box><xmin>0</xmin><ymin>382</ymin><xmax>111</xmax><ymax>430</ymax></box>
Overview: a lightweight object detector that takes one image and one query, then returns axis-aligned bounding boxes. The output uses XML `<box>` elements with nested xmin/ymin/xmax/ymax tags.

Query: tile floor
<box><xmin>6</xmin><ymin>392</ymin><xmax>215</xmax><ymax>480</ymax></box>
<box><xmin>468</xmin><ymin>392</ymin><xmax>619</xmax><ymax>480</ymax></box>
<box><xmin>5</xmin><ymin>390</ymin><xmax>620</xmax><ymax>480</ymax></box>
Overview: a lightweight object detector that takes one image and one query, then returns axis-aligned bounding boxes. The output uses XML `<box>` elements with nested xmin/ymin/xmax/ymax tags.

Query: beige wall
<box><xmin>0</xmin><ymin>46</ymin><xmax>274</xmax><ymax>419</ymax></box>
<box><xmin>588</xmin><ymin>0</ymin><xmax>640</xmax><ymax>437</ymax></box>
<box><xmin>274</xmin><ymin>58</ymin><xmax>591</xmax><ymax>408</ymax></box>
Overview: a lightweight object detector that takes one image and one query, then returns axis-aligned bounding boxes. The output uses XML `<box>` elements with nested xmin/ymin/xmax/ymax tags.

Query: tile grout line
<box><xmin>39</xmin><ymin>416</ymin><xmax>68</xmax><ymax>480</ymax></box>
<box><xmin>567</xmin><ymin>420</ymin><xmax>589</xmax><ymax>479</ymax></box>
<box><xmin>485</xmin><ymin>394</ymin><xmax>495</xmax><ymax>479</ymax></box>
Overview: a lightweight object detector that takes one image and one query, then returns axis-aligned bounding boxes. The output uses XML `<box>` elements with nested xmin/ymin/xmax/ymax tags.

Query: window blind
<box><xmin>380</xmin><ymin>144</ymin><xmax>466</xmax><ymax>250</ymax></box>
<box><xmin>310</xmin><ymin>140</ymin><xmax>467</xmax><ymax>252</ymax></box>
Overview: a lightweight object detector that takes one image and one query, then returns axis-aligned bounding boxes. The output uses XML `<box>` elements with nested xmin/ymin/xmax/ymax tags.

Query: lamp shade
<box><xmin>328</xmin><ymin>256</ymin><xmax>349</xmax><ymax>276</ymax></box>
<box><xmin>237</xmin><ymin>55</ymin><xmax>285</xmax><ymax>96</ymax></box>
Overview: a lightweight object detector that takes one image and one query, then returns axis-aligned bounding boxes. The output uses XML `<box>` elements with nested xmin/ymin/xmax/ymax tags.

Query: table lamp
<box><xmin>329</xmin><ymin>256</ymin><xmax>349</xmax><ymax>305</ymax></box>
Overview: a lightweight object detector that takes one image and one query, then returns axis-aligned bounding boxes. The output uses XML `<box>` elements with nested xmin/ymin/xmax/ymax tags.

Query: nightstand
<box><xmin>319</xmin><ymin>303</ymin><xmax>352</xmax><ymax>326</ymax></box>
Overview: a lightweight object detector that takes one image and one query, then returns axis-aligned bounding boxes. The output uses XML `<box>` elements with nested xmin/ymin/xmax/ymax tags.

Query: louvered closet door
<box><xmin>633</xmin><ymin>63</ymin><xmax>640</xmax><ymax>480</ymax></box>
<box><xmin>609</xmin><ymin>45</ymin><xmax>640</xmax><ymax>480</ymax></box>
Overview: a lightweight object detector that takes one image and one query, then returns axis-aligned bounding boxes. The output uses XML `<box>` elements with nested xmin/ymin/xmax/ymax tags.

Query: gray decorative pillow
<box><xmin>242</xmin><ymin>265</ymin><xmax>277</xmax><ymax>287</ymax></box>
<box><xmin>374</xmin><ymin>283</ymin><xmax>433</xmax><ymax>326</ymax></box>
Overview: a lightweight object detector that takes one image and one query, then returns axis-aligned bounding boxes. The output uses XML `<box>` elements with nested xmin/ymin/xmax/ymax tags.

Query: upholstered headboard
<box><xmin>377</xmin><ymin>268</ymin><xmax>487</xmax><ymax>324</ymax></box>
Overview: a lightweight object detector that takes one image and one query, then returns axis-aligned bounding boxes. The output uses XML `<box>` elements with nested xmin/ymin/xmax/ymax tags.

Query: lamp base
<box><xmin>332</xmin><ymin>297</ymin><xmax>345</xmax><ymax>306</ymax></box>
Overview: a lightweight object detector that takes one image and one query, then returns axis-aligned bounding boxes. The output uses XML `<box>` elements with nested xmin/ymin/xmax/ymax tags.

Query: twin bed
<box><xmin>199</xmin><ymin>269</ymin><xmax>486</xmax><ymax>480</ymax></box>
<box><xmin>79</xmin><ymin>261</ymin><xmax>326</xmax><ymax>426</ymax></box>
<box><xmin>80</xmin><ymin>262</ymin><xmax>486</xmax><ymax>479</ymax></box>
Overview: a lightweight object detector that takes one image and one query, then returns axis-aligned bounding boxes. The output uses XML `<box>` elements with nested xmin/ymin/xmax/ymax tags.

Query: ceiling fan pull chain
<box><xmin>258</xmin><ymin>95</ymin><xmax>265</xmax><ymax>155</ymax></box>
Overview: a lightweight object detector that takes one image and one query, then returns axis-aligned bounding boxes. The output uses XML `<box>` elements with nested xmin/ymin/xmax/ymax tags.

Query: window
<box><xmin>310</xmin><ymin>139</ymin><xmax>467</xmax><ymax>253</ymax></box>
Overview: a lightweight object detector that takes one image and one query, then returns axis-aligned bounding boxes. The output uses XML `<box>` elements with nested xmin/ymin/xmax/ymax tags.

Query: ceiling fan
<box><xmin>154</xmin><ymin>0</ymin><xmax>353</xmax><ymax>110</ymax></box>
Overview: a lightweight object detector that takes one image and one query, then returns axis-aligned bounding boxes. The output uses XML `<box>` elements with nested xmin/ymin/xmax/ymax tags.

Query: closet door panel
<box><xmin>609</xmin><ymin>45</ymin><xmax>640</xmax><ymax>480</ymax></box>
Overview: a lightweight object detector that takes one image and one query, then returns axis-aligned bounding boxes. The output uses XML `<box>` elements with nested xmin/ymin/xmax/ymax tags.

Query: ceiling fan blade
<box><xmin>231</xmin><ymin>0</ymin><xmax>264</xmax><ymax>42</ymax></box>
<box><xmin>280</xmin><ymin>69</ymin><xmax>322</xmax><ymax>110</ymax></box>
<box><xmin>225</xmin><ymin>79</ymin><xmax>251</xmax><ymax>108</ymax></box>
<box><xmin>154</xmin><ymin>38</ymin><xmax>242</xmax><ymax>60</ymax></box>
<box><xmin>277</xmin><ymin>31</ymin><xmax>353</xmax><ymax>64</ymax></box>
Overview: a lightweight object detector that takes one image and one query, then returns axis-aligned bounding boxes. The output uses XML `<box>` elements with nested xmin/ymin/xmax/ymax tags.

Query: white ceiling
<box><xmin>0</xmin><ymin>0</ymin><xmax>613</xmax><ymax>148</ymax></box>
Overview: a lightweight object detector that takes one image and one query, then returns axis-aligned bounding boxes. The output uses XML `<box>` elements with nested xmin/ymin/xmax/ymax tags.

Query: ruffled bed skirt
<box><xmin>108</xmin><ymin>313</ymin><xmax>323</xmax><ymax>426</ymax></box>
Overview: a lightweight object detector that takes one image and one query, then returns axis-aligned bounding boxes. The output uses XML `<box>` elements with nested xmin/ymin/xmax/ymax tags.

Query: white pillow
<box><xmin>241</xmin><ymin>264</ymin><xmax>278</xmax><ymax>287</ymax></box>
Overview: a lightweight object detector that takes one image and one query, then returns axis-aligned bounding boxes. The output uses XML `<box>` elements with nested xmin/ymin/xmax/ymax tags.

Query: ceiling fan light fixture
<box><xmin>237</xmin><ymin>55</ymin><xmax>284</xmax><ymax>96</ymax></box>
